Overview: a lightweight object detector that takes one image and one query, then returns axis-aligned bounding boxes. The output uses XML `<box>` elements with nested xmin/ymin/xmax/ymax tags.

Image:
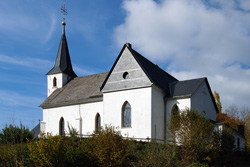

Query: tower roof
<box><xmin>47</xmin><ymin>23</ymin><xmax>77</xmax><ymax>78</ymax></box>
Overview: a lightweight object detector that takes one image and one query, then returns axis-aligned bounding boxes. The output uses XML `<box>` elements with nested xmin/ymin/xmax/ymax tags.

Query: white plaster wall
<box><xmin>80</xmin><ymin>101</ymin><xmax>103</xmax><ymax>135</ymax></box>
<box><xmin>151</xmin><ymin>86</ymin><xmax>165</xmax><ymax>141</ymax></box>
<box><xmin>191</xmin><ymin>81</ymin><xmax>217</xmax><ymax>121</ymax></box>
<box><xmin>43</xmin><ymin>101</ymin><xmax>103</xmax><ymax>136</ymax></box>
<box><xmin>103</xmin><ymin>87</ymin><xmax>152</xmax><ymax>139</ymax></box>
<box><xmin>166</xmin><ymin>98</ymin><xmax>191</xmax><ymax>118</ymax></box>
<box><xmin>165</xmin><ymin>98</ymin><xmax>190</xmax><ymax>141</ymax></box>
<box><xmin>47</xmin><ymin>73</ymin><xmax>68</xmax><ymax>96</ymax></box>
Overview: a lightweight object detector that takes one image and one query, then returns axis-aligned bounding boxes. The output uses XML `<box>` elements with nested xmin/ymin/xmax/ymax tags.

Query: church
<box><xmin>39</xmin><ymin>20</ymin><xmax>218</xmax><ymax>141</ymax></box>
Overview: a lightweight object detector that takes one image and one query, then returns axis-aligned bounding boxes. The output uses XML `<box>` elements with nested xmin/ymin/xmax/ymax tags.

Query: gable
<box><xmin>101</xmin><ymin>43</ymin><xmax>178</xmax><ymax>93</ymax></box>
<box><xmin>191</xmin><ymin>79</ymin><xmax>218</xmax><ymax>120</ymax></box>
<box><xmin>101</xmin><ymin>46</ymin><xmax>152</xmax><ymax>92</ymax></box>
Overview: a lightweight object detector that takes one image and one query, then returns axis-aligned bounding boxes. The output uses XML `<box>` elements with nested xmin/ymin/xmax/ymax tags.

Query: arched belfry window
<box><xmin>53</xmin><ymin>77</ymin><xmax>57</xmax><ymax>87</ymax></box>
<box><xmin>122</xmin><ymin>101</ymin><xmax>131</xmax><ymax>127</ymax></box>
<box><xmin>59</xmin><ymin>117</ymin><xmax>65</xmax><ymax>136</ymax></box>
<box><xmin>171</xmin><ymin>104</ymin><xmax>179</xmax><ymax>116</ymax></box>
<box><xmin>95</xmin><ymin>113</ymin><xmax>101</xmax><ymax>134</ymax></box>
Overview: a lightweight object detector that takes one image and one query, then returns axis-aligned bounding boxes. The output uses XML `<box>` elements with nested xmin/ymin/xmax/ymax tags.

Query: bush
<box><xmin>0</xmin><ymin>143</ymin><xmax>29</xmax><ymax>167</ymax></box>
<box><xmin>89</xmin><ymin>126</ymin><xmax>130</xmax><ymax>167</ymax></box>
<box><xmin>169</xmin><ymin>109</ymin><xmax>219</xmax><ymax>163</ymax></box>
<box><xmin>133</xmin><ymin>142</ymin><xmax>181</xmax><ymax>167</ymax></box>
<box><xmin>0</xmin><ymin>123</ymin><xmax>33</xmax><ymax>144</ymax></box>
<box><xmin>28</xmin><ymin>136</ymin><xmax>66</xmax><ymax>166</ymax></box>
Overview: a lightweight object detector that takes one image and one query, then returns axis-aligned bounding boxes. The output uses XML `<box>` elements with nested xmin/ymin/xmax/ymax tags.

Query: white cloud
<box><xmin>0</xmin><ymin>90</ymin><xmax>42</xmax><ymax>108</ymax></box>
<box><xmin>114</xmin><ymin>0</ymin><xmax>250</xmax><ymax>110</ymax></box>
<box><xmin>0</xmin><ymin>54</ymin><xmax>53</xmax><ymax>70</ymax></box>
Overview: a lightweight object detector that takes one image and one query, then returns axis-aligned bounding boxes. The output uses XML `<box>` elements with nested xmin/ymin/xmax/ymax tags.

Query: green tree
<box><xmin>0</xmin><ymin>123</ymin><xmax>33</xmax><ymax>144</ymax></box>
<box><xmin>169</xmin><ymin>109</ymin><xmax>219</xmax><ymax>163</ymax></box>
<box><xmin>213</xmin><ymin>91</ymin><xmax>222</xmax><ymax>113</ymax></box>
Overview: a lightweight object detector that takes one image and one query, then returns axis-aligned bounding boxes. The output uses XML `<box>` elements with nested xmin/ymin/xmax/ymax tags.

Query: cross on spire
<box><xmin>60</xmin><ymin>3</ymin><xmax>68</xmax><ymax>23</ymax></box>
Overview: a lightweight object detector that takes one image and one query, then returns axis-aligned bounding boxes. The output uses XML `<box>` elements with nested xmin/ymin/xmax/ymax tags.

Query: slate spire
<box><xmin>47</xmin><ymin>21</ymin><xmax>77</xmax><ymax>78</ymax></box>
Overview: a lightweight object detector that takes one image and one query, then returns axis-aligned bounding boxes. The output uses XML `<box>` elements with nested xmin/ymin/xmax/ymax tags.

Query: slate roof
<box><xmin>129</xmin><ymin>47</ymin><xmax>178</xmax><ymax>93</ymax></box>
<box><xmin>41</xmin><ymin>72</ymin><xmax>108</xmax><ymax>108</ymax></box>
<box><xmin>47</xmin><ymin>26</ymin><xmax>77</xmax><ymax>78</ymax></box>
<box><xmin>169</xmin><ymin>78</ymin><xmax>206</xmax><ymax>98</ymax></box>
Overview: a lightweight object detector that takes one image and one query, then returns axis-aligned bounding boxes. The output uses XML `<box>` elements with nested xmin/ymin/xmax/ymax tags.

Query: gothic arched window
<box><xmin>95</xmin><ymin>113</ymin><xmax>101</xmax><ymax>134</ymax></box>
<box><xmin>122</xmin><ymin>102</ymin><xmax>131</xmax><ymax>128</ymax></box>
<box><xmin>53</xmin><ymin>77</ymin><xmax>57</xmax><ymax>87</ymax></box>
<box><xmin>171</xmin><ymin>104</ymin><xmax>179</xmax><ymax>116</ymax></box>
<box><xmin>59</xmin><ymin>117</ymin><xmax>65</xmax><ymax>136</ymax></box>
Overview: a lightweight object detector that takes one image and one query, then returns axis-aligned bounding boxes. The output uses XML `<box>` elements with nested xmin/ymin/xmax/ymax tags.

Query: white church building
<box><xmin>39</xmin><ymin>21</ymin><xmax>219</xmax><ymax>142</ymax></box>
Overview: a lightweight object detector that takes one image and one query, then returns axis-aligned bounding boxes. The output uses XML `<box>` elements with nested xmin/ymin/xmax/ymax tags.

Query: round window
<box><xmin>123</xmin><ymin>72</ymin><xmax>129</xmax><ymax>79</ymax></box>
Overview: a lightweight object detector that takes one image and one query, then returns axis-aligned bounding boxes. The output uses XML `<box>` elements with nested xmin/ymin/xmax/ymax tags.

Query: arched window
<box><xmin>171</xmin><ymin>104</ymin><xmax>179</xmax><ymax>116</ymax></box>
<box><xmin>95</xmin><ymin>113</ymin><xmax>101</xmax><ymax>134</ymax></box>
<box><xmin>59</xmin><ymin>117</ymin><xmax>65</xmax><ymax>136</ymax></box>
<box><xmin>122</xmin><ymin>102</ymin><xmax>131</xmax><ymax>127</ymax></box>
<box><xmin>53</xmin><ymin>77</ymin><xmax>57</xmax><ymax>87</ymax></box>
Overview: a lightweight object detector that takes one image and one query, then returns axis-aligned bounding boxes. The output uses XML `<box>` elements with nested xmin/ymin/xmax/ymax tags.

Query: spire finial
<box><xmin>60</xmin><ymin>2</ymin><xmax>67</xmax><ymax>26</ymax></box>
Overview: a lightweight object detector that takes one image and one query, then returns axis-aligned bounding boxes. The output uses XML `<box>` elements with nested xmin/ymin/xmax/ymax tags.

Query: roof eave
<box><xmin>40</xmin><ymin>96</ymin><xmax>103</xmax><ymax>109</ymax></box>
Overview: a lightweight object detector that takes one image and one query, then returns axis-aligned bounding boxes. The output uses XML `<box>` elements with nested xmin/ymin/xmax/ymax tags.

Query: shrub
<box><xmin>89</xmin><ymin>126</ymin><xmax>130</xmax><ymax>167</ymax></box>
<box><xmin>28</xmin><ymin>136</ymin><xmax>66</xmax><ymax>166</ymax></box>
<box><xmin>169</xmin><ymin>109</ymin><xmax>219</xmax><ymax>163</ymax></box>
<box><xmin>0</xmin><ymin>143</ymin><xmax>29</xmax><ymax>167</ymax></box>
<box><xmin>0</xmin><ymin>123</ymin><xmax>33</xmax><ymax>144</ymax></box>
<box><xmin>133</xmin><ymin>142</ymin><xmax>181</xmax><ymax>167</ymax></box>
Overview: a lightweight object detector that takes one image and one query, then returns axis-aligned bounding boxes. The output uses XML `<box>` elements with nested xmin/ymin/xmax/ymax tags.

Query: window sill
<box><xmin>121</xmin><ymin>127</ymin><xmax>132</xmax><ymax>129</ymax></box>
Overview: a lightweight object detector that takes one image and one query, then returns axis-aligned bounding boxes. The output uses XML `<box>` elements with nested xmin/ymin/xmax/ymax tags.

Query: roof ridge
<box><xmin>77</xmin><ymin>72</ymin><xmax>109</xmax><ymax>79</ymax></box>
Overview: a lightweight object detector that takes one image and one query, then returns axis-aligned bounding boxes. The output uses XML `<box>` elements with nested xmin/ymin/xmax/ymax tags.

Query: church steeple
<box><xmin>46</xmin><ymin>3</ymin><xmax>77</xmax><ymax>97</ymax></box>
<box><xmin>47</xmin><ymin>22</ymin><xmax>77</xmax><ymax>78</ymax></box>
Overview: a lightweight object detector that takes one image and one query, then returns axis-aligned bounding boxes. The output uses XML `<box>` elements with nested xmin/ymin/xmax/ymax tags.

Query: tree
<box><xmin>216</xmin><ymin>112</ymin><xmax>243</xmax><ymax>131</ymax></box>
<box><xmin>169</xmin><ymin>109</ymin><xmax>219</xmax><ymax>162</ymax></box>
<box><xmin>0</xmin><ymin>123</ymin><xmax>33</xmax><ymax>144</ymax></box>
<box><xmin>245</xmin><ymin>113</ymin><xmax>250</xmax><ymax>152</ymax></box>
<box><xmin>213</xmin><ymin>91</ymin><xmax>222</xmax><ymax>113</ymax></box>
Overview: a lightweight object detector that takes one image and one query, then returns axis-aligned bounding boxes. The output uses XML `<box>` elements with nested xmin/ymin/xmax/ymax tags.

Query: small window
<box><xmin>171</xmin><ymin>104</ymin><xmax>179</xmax><ymax>116</ymax></box>
<box><xmin>59</xmin><ymin>117</ymin><xmax>65</xmax><ymax>136</ymax></box>
<box><xmin>122</xmin><ymin>102</ymin><xmax>131</xmax><ymax>127</ymax></box>
<box><xmin>95</xmin><ymin>113</ymin><xmax>101</xmax><ymax>134</ymax></box>
<box><xmin>53</xmin><ymin>77</ymin><xmax>57</xmax><ymax>87</ymax></box>
<box><xmin>123</xmin><ymin>72</ymin><xmax>129</xmax><ymax>79</ymax></box>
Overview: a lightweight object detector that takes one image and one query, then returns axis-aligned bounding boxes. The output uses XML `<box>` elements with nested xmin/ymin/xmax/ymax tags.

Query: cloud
<box><xmin>0</xmin><ymin>90</ymin><xmax>42</xmax><ymax>108</ymax></box>
<box><xmin>74</xmin><ymin>66</ymin><xmax>97</xmax><ymax>76</ymax></box>
<box><xmin>0</xmin><ymin>54</ymin><xmax>53</xmax><ymax>70</ymax></box>
<box><xmin>114</xmin><ymin>0</ymin><xmax>250</xmax><ymax>110</ymax></box>
<box><xmin>0</xmin><ymin>1</ymin><xmax>58</xmax><ymax>45</ymax></box>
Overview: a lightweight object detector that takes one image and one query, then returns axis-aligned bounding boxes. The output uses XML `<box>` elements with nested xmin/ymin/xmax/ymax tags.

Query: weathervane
<box><xmin>60</xmin><ymin>2</ymin><xmax>68</xmax><ymax>25</ymax></box>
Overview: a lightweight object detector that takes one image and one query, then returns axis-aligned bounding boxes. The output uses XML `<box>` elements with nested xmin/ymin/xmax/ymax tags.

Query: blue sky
<box><xmin>1</xmin><ymin>0</ymin><xmax>250</xmax><ymax>130</ymax></box>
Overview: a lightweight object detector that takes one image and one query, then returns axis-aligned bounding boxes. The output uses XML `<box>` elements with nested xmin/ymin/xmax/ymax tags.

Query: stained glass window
<box><xmin>123</xmin><ymin>102</ymin><xmax>131</xmax><ymax>127</ymax></box>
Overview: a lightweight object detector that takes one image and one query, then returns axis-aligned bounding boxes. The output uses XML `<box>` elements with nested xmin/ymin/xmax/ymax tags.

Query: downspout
<box><xmin>78</xmin><ymin>104</ymin><xmax>82</xmax><ymax>139</ymax></box>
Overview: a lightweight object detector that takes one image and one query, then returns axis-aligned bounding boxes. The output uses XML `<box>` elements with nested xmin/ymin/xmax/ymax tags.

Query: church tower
<box><xmin>46</xmin><ymin>12</ymin><xmax>77</xmax><ymax>96</ymax></box>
